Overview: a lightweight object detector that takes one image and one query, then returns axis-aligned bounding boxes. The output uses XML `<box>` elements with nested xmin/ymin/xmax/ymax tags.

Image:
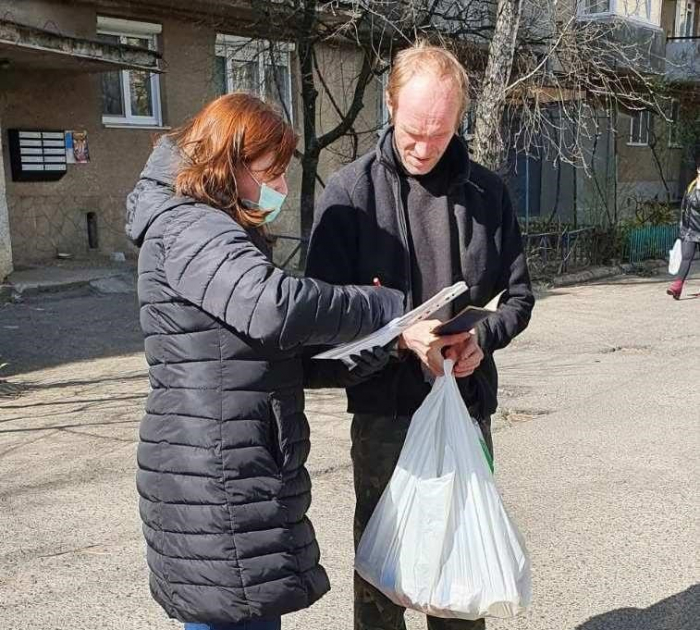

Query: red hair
<box><xmin>171</xmin><ymin>93</ymin><xmax>297</xmax><ymax>227</ymax></box>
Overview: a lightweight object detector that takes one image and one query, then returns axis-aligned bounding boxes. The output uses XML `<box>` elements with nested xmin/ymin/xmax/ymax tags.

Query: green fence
<box><xmin>625</xmin><ymin>224</ymin><xmax>679</xmax><ymax>263</ymax></box>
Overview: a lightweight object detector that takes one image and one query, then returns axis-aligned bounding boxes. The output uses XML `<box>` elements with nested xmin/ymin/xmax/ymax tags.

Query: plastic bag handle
<box><xmin>443</xmin><ymin>358</ymin><xmax>455</xmax><ymax>376</ymax></box>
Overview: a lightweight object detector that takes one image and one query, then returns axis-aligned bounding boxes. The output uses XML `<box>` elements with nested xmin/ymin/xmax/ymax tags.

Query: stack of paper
<box><xmin>313</xmin><ymin>281</ymin><xmax>468</xmax><ymax>361</ymax></box>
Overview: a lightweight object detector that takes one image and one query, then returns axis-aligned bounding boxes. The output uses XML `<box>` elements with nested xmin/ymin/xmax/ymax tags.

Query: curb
<box><xmin>541</xmin><ymin>260</ymin><xmax>667</xmax><ymax>289</ymax></box>
<box><xmin>0</xmin><ymin>271</ymin><xmax>132</xmax><ymax>303</ymax></box>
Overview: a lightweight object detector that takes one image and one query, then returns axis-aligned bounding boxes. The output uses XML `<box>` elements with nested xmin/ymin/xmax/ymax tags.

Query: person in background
<box><xmin>667</xmin><ymin>157</ymin><xmax>700</xmax><ymax>300</ymax></box>
<box><xmin>125</xmin><ymin>93</ymin><xmax>404</xmax><ymax>630</ymax></box>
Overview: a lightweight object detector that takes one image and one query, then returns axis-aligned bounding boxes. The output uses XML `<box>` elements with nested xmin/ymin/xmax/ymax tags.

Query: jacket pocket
<box><xmin>268</xmin><ymin>389</ymin><xmax>309</xmax><ymax>475</ymax></box>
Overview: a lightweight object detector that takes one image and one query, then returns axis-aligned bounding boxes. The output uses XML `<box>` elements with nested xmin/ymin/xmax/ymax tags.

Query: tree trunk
<box><xmin>472</xmin><ymin>0</ymin><xmax>524</xmax><ymax>171</ymax></box>
<box><xmin>299</xmin><ymin>152</ymin><xmax>319</xmax><ymax>244</ymax></box>
<box><xmin>296</xmin><ymin>0</ymin><xmax>319</xmax><ymax>267</ymax></box>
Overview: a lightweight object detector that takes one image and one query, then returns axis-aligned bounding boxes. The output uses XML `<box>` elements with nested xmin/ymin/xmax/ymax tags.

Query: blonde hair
<box><xmin>386</xmin><ymin>41</ymin><xmax>469</xmax><ymax>122</ymax></box>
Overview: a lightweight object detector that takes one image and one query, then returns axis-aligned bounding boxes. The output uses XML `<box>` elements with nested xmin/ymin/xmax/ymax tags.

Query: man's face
<box><xmin>388</xmin><ymin>74</ymin><xmax>461</xmax><ymax>176</ymax></box>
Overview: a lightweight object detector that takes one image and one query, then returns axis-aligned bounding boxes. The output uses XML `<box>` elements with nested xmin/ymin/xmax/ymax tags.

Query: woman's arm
<box><xmin>163</xmin><ymin>205</ymin><xmax>404</xmax><ymax>350</ymax></box>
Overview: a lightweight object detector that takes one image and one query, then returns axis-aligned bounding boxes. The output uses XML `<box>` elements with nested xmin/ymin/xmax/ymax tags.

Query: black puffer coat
<box><xmin>680</xmin><ymin>180</ymin><xmax>700</xmax><ymax>243</ymax></box>
<box><xmin>126</xmin><ymin>138</ymin><xmax>403</xmax><ymax>624</ymax></box>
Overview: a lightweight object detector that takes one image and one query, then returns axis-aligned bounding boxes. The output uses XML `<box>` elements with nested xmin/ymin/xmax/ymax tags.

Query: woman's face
<box><xmin>235</xmin><ymin>151</ymin><xmax>289</xmax><ymax>204</ymax></box>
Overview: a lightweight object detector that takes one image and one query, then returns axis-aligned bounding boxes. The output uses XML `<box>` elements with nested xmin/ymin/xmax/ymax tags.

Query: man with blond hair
<box><xmin>305</xmin><ymin>42</ymin><xmax>534</xmax><ymax>630</ymax></box>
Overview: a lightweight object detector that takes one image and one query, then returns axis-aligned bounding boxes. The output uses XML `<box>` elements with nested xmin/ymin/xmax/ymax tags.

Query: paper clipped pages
<box><xmin>312</xmin><ymin>281</ymin><xmax>468</xmax><ymax>360</ymax></box>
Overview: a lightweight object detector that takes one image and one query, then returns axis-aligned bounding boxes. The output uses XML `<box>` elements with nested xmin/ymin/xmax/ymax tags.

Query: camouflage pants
<box><xmin>351</xmin><ymin>413</ymin><xmax>493</xmax><ymax>630</ymax></box>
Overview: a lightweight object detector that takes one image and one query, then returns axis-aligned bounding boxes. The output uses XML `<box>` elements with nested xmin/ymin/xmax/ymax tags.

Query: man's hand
<box><xmin>444</xmin><ymin>333</ymin><xmax>484</xmax><ymax>378</ymax></box>
<box><xmin>399</xmin><ymin>320</ymin><xmax>470</xmax><ymax>376</ymax></box>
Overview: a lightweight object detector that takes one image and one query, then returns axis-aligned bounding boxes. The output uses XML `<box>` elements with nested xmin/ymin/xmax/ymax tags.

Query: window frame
<box><xmin>668</xmin><ymin>100</ymin><xmax>683</xmax><ymax>148</ymax></box>
<box><xmin>628</xmin><ymin>109</ymin><xmax>652</xmax><ymax>146</ymax></box>
<box><xmin>628</xmin><ymin>0</ymin><xmax>653</xmax><ymax>22</ymax></box>
<box><xmin>578</xmin><ymin>0</ymin><xmax>657</xmax><ymax>26</ymax></box>
<box><xmin>376</xmin><ymin>70</ymin><xmax>390</xmax><ymax>134</ymax></box>
<box><xmin>97</xmin><ymin>17</ymin><xmax>163</xmax><ymax>128</ymax></box>
<box><xmin>215</xmin><ymin>34</ymin><xmax>295</xmax><ymax>124</ymax></box>
<box><xmin>461</xmin><ymin>103</ymin><xmax>475</xmax><ymax>141</ymax></box>
<box><xmin>675</xmin><ymin>0</ymin><xmax>698</xmax><ymax>37</ymax></box>
<box><xmin>579</xmin><ymin>0</ymin><xmax>613</xmax><ymax>16</ymax></box>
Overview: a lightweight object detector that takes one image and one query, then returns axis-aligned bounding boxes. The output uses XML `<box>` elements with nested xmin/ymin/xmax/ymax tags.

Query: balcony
<box><xmin>576</xmin><ymin>7</ymin><xmax>666</xmax><ymax>75</ymax></box>
<box><xmin>666</xmin><ymin>36</ymin><xmax>700</xmax><ymax>82</ymax></box>
<box><xmin>0</xmin><ymin>18</ymin><xmax>161</xmax><ymax>73</ymax></box>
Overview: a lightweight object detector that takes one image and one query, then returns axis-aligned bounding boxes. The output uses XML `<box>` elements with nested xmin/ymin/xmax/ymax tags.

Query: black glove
<box><xmin>342</xmin><ymin>346</ymin><xmax>392</xmax><ymax>380</ymax></box>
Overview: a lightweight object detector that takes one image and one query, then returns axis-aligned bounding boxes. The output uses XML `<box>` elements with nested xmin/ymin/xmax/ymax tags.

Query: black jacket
<box><xmin>680</xmin><ymin>180</ymin><xmax>700</xmax><ymax>243</ymax></box>
<box><xmin>126</xmin><ymin>138</ymin><xmax>403</xmax><ymax>624</ymax></box>
<box><xmin>305</xmin><ymin>128</ymin><xmax>534</xmax><ymax>420</ymax></box>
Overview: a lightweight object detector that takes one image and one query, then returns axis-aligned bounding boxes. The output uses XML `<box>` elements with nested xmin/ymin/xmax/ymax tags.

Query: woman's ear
<box><xmin>230</xmin><ymin>129</ymin><xmax>244</xmax><ymax>163</ymax></box>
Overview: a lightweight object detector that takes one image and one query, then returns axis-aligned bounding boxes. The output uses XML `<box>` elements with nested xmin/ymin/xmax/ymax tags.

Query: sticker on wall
<box><xmin>72</xmin><ymin>131</ymin><xmax>90</xmax><ymax>164</ymax></box>
<box><xmin>64</xmin><ymin>131</ymin><xmax>76</xmax><ymax>164</ymax></box>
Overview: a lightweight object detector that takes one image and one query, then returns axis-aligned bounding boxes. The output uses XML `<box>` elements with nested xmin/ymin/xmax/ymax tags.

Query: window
<box><xmin>461</xmin><ymin>103</ymin><xmax>475</xmax><ymax>140</ymax></box>
<box><xmin>627</xmin><ymin>0</ymin><xmax>652</xmax><ymax>22</ymax></box>
<box><xmin>629</xmin><ymin>109</ymin><xmax>652</xmax><ymax>145</ymax></box>
<box><xmin>376</xmin><ymin>71</ymin><xmax>390</xmax><ymax>132</ymax></box>
<box><xmin>97</xmin><ymin>17</ymin><xmax>162</xmax><ymax>127</ymax></box>
<box><xmin>580</xmin><ymin>0</ymin><xmax>611</xmax><ymax>14</ymax></box>
<box><xmin>215</xmin><ymin>35</ymin><xmax>294</xmax><ymax>123</ymax></box>
<box><xmin>612</xmin><ymin>0</ymin><xmax>649</xmax><ymax>21</ymax></box>
<box><xmin>676</xmin><ymin>1</ymin><xmax>698</xmax><ymax>37</ymax></box>
<box><xmin>669</xmin><ymin>100</ymin><xmax>682</xmax><ymax>148</ymax></box>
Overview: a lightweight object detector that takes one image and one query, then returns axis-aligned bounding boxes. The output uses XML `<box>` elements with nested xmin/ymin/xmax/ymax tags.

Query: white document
<box><xmin>312</xmin><ymin>281</ymin><xmax>468</xmax><ymax>360</ymax></box>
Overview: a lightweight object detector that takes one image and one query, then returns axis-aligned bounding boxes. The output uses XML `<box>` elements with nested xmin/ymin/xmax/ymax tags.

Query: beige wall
<box><xmin>312</xmin><ymin>42</ymin><xmax>383</xmax><ymax>182</ymax></box>
<box><xmin>3</xmin><ymin>0</ymin><xmax>95</xmax><ymax>38</ymax></box>
<box><xmin>614</xmin><ymin>108</ymin><xmax>684</xmax><ymax>221</ymax></box>
<box><xmin>616</xmin><ymin>111</ymin><xmax>684</xmax><ymax>194</ymax></box>
<box><xmin>566</xmin><ymin>105</ymin><xmax>684</xmax><ymax>225</ymax></box>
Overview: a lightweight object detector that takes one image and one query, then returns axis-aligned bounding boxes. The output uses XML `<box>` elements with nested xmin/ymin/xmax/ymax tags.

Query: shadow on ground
<box><xmin>0</xmin><ymin>289</ymin><xmax>143</xmax><ymax>378</ymax></box>
<box><xmin>576</xmin><ymin>584</ymin><xmax>700</xmax><ymax>630</ymax></box>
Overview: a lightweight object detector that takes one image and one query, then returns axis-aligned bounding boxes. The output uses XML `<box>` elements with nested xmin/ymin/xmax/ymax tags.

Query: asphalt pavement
<box><xmin>0</xmin><ymin>265</ymin><xmax>698</xmax><ymax>630</ymax></box>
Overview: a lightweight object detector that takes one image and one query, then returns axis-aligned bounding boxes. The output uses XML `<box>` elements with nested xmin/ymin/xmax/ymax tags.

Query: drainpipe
<box><xmin>525</xmin><ymin>153</ymin><xmax>530</xmax><ymax>231</ymax></box>
<box><xmin>613</xmin><ymin>101</ymin><xmax>619</xmax><ymax>225</ymax></box>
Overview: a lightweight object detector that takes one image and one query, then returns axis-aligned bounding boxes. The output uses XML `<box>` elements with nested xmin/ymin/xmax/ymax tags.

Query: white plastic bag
<box><xmin>355</xmin><ymin>360</ymin><xmax>531</xmax><ymax>620</ymax></box>
<box><xmin>669</xmin><ymin>238</ymin><xmax>682</xmax><ymax>275</ymax></box>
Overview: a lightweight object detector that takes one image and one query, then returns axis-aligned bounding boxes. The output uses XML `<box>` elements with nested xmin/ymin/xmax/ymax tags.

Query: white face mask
<box><xmin>240</xmin><ymin>167</ymin><xmax>287</xmax><ymax>224</ymax></box>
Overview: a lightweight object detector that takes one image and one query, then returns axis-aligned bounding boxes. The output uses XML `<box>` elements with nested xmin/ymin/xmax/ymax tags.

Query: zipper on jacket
<box><xmin>391</xmin><ymin>174</ymin><xmax>414</xmax><ymax>311</ymax></box>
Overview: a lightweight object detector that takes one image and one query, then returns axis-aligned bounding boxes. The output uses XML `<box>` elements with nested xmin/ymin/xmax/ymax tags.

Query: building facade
<box><xmin>2</xmin><ymin>0</ymin><xmax>698</xmax><ymax>281</ymax></box>
<box><xmin>509</xmin><ymin>0</ymin><xmax>699</xmax><ymax>228</ymax></box>
<box><xmin>0</xmin><ymin>0</ymin><xmax>384</xmax><ymax>280</ymax></box>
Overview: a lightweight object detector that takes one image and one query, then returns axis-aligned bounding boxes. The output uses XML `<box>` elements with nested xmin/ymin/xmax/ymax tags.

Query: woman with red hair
<box><xmin>126</xmin><ymin>93</ymin><xmax>403</xmax><ymax>630</ymax></box>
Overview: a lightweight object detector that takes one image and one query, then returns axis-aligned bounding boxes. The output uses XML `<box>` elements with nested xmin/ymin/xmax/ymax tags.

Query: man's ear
<box><xmin>386</xmin><ymin>93</ymin><xmax>394</xmax><ymax>122</ymax></box>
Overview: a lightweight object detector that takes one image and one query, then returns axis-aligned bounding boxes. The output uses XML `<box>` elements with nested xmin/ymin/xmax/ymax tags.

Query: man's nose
<box><xmin>414</xmin><ymin>142</ymin><xmax>430</xmax><ymax>158</ymax></box>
